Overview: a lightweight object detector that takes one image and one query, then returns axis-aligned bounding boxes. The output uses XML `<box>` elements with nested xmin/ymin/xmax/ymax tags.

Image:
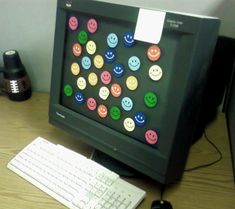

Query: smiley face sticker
<box><xmin>107</xmin><ymin>33</ymin><xmax>118</xmax><ymax>48</ymax></box>
<box><xmin>123</xmin><ymin>31</ymin><xmax>135</xmax><ymax>47</ymax></box>
<box><xmin>94</xmin><ymin>54</ymin><xmax>104</xmax><ymax>69</ymax></box>
<box><xmin>99</xmin><ymin>86</ymin><xmax>110</xmax><ymax>100</ymax></box>
<box><xmin>110</xmin><ymin>83</ymin><xmax>122</xmax><ymax>98</ymax></box>
<box><xmin>144</xmin><ymin>92</ymin><xmax>157</xmax><ymax>108</ymax></box>
<box><xmin>121</xmin><ymin>97</ymin><xmax>133</xmax><ymax>111</ymax></box>
<box><xmin>86</xmin><ymin>40</ymin><xmax>96</xmax><ymax>55</ymax></box>
<box><xmin>145</xmin><ymin>130</ymin><xmax>158</xmax><ymax>145</ymax></box>
<box><xmin>128</xmin><ymin>56</ymin><xmax>140</xmax><ymax>71</ymax></box>
<box><xmin>78</xmin><ymin>30</ymin><xmax>88</xmax><ymax>45</ymax></box>
<box><xmin>123</xmin><ymin>117</ymin><xmax>135</xmax><ymax>132</ymax></box>
<box><xmin>100</xmin><ymin>71</ymin><xmax>112</xmax><ymax>85</ymax></box>
<box><xmin>87</xmin><ymin>97</ymin><xmax>97</xmax><ymax>110</ymax></box>
<box><xmin>112</xmin><ymin>64</ymin><xmax>125</xmax><ymax>78</ymax></box>
<box><xmin>87</xmin><ymin>18</ymin><xmax>98</xmax><ymax>33</ymax></box>
<box><xmin>64</xmin><ymin>84</ymin><xmax>73</xmax><ymax>97</ymax></box>
<box><xmin>71</xmin><ymin>62</ymin><xmax>80</xmax><ymax>75</ymax></box>
<box><xmin>97</xmin><ymin>104</ymin><xmax>108</xmax><ymax>118</ymax></box>
<box><xmin>68</xmin><ymin>16</ymin><xmax>78</xmax><ymax>31</ymax></box>
<box><xmin>81</xmin><ymin>56</ymin><xmax>91</xmax><ymax>70</ymax></box>
<box><xmin>88</xmin><ymin>72</ymin><xmax>98</xmax><ymax>86</ymax></box>
<box><xmin>74</xmin><ymin>92</ymin><xmax>85</xmax><ymax>104</ymax></box>
<box><xmin>147</xmin><ymin>45</ymin><xmax>161</xmax><ymax>61</ymax></box>
<box><xmin>149</xmin><ymin>65</ymin><xmax>163</xmax><ymax>81</ymax></box>
<box><xmin>104</xmin><ymin>49</ymin><xmax>116</xmax><ymax>63</ymax></box>
<box><xmin>126</xmin><ymin>76</ymin><xmax>138</xmax><ymax>91</ymax></box>
<box><xmin>77</xmin><ymin>77</ymin><xmax>86</xmax><ymax>90</ymax></box>
<box><xmin>133</xmin><ymin>112</ymin><xmax>147</xmax><ymax>127</ymax></box>
<box><xmin>110</xmin><ymin>106</ymin><xmax>121</xmax><ymax>120</ymax></box>
<box><xmin>72</xmin><ymin>43</ymin><xmax>82</xmax><ymax>57</ymax></box>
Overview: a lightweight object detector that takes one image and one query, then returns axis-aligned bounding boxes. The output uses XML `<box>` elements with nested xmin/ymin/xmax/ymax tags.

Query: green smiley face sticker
<box><xmin>64</xmin><ymin>84</ymin><xmax>73</xmax><ymax>97</ymax></box>
<box><xmin>110</xmin><ymin>106</ymin><xmax>121</xmax><ymax>120</ymax></box>
<box><xmin>78</xmin><ymin>30</ymin><xmax>88</xmax><ymax>45</ymax></box>
<box><xmin>144</xmin><ymin>92</ymin><xmax>157</xmax><ymax>108</ymax></box>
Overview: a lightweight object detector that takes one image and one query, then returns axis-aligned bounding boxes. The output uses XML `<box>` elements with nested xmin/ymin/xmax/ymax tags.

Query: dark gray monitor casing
<box><xmin>49</xmin><ymin>0</ymin><xmax>220</xmax><ymax>184</ymax></box>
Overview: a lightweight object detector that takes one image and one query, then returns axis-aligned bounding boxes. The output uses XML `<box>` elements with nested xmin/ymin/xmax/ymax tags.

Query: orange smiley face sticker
<box><xmin>97</xmin><ymin>104</ymin><xmax>108</xmax><ymax>118</ymax></box>
<box><xmin>72</xmin><ymin>43</ymin><xmax>82</xmax><ymax>57</ymax></box>
<box><xmin>110</xmin><ymin>83</ymin><xmax>122</xmax><ymax>97</ymax></box>
<box><xmin>147</xmin><ymin>45</ymin><xmax>161</xmax><ymax>61</ymax></box>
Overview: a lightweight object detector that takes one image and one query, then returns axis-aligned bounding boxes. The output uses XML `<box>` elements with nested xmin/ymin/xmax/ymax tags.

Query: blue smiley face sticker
<box><xmin>133</xmin><ymin>112</ymin><xmax>146</xmax><ymax>127</ymax></box>
<box><xmin>107</xmin><ymin>33</ymin><xmax>118</xmax><ymax>48</ymax></box>
<box><xmin>121</xmin><ymin>97</ymin><xmax>133</xmax><ymax>111</ymax></box>
<box><xmin>112</xmin><ymin>63</ymin><xmax>124</xmax><ymax>78</ymax></box>
<box><xmin>128</xmin><ymin>56</ymin><xmax>140</xmax><ymax>71</ymax></box>
<box><xmin>104</xmin><ymin>49</ymin><xmax>116</xmax><ymax>63</ymax></box>
<box><xmin>75</xmin><ymin>92</ymin><xmax>85</xmax><ymax>104</ymax></box>
<box><xmin>81</xmin><ymin>56</ymin><xmax>91</xmax><ymax>70</ymax></box>
<box><xmin>123</xmin><ymin>32</ymin><xmax>135</xmax><ymax>47</ymax></box>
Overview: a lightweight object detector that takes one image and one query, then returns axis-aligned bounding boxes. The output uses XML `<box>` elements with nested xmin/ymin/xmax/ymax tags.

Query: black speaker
<box><xmin>223</xmin><ymin>37</ymin><xmax>235</xmax><ymax>181</ymax></box>
<box><xmin>192</xmin><ymin>36</ymin><xmax>235</xmax><ymax>143</ymax></box>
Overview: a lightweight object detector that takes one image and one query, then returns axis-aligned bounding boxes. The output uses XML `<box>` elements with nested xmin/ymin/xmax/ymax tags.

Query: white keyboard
<box><xmin>7</xmin><ymin>137</ymin><xmax>146</xmax><ymax>209</ymax></box>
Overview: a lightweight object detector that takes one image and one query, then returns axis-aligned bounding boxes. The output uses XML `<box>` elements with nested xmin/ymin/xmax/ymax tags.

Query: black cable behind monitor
<box><xmin>185</xmin><ymin>131</ymin><xmax>223</xmax><ymax>172</ymax></box>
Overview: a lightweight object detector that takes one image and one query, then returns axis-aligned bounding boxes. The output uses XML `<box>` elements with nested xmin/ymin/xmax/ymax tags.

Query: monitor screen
<box><xmin>49</xmin><ymin>0</ymin><xmax>219</xmax><ymax>184</ymax></box>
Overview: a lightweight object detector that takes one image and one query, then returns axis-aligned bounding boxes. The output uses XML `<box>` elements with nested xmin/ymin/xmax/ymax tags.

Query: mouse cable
<box><xmin>159</xmin><ymin>183</ymin><xmax>166</xmax><ymax>200</ymax></box>
<box><xmin>184</xmin><ymin>130</ymin><xmax>223</xmax><ymax>172</ymax></box>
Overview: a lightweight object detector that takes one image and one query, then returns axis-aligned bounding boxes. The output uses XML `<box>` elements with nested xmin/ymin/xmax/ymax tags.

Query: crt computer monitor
<box><xmin>49</xmin><ymin>0</ymin><xmax>220</xmax><ymax>184</ymax></box>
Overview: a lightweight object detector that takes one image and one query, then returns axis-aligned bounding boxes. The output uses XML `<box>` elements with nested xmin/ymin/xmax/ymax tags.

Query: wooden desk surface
<box><xmin>0</xmin><ymin>92</ymin><xmax>234</xmax><ymax>209</ymax></box>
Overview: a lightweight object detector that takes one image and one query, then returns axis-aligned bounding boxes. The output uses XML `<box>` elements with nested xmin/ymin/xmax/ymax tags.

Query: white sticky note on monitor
<box><xmin>134</xmin><ymin>8</ymin><xmax>166</xmax><ymax>44</ymax></box>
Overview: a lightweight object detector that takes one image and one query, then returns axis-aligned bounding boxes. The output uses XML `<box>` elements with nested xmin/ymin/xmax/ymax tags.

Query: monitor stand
<box><xmin>91</xmin><ymin>149</ymin><xmax>142</xmax><ymax>178</ymax></box>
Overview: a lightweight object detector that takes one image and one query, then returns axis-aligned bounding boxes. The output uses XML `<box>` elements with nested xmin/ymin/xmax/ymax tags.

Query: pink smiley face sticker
<box><xmin>145</xmin><ymin>130</ymin><xmax>158</xmax><ymax>145</ymax></box>
<box><xmin>68</xmin><ymin>16</ymin><xmax>78</xmax><ymax>31</ymax></box>
<box><xmin>100</xmin><ymin>71</ymin><xmax>112</xmax><ymax>85</ymax></box>
<box><xmin>87</xmin><ymin>18</ymin><xmax>98</xmax><ymax>33</ymax></box>
<box><xmin>110</xmin><ymin>83</ymin><xmax>122</xmax><ymax>97</ymax></box>
<box><xmin>97</xmin><ymin>104</ymin><xmax>108</xmax><ymax>118</ymax></box>
<box><xmin>87</xmin><ymin>98</ymin><xmax>97</xmax><ymax>111</ymax></box>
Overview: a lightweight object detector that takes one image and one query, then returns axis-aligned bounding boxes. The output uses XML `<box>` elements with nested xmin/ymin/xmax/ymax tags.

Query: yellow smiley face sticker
<box><xmin>126</xmin><ymin>75</ymin><xmax>138</xmax><ymax>91</ymax></box>
<box><xmin>88</xmin><ymin>72</ymin><xmax>98</xmax><ymax>86</ymax></box>
<box><xmin>94</xmin><ymin>54</ymin><xmax>104</xmax><ymax>69</ymax></box>
<box><xmin>71</xmin><ymin>62</ymin><xmax>80</xmax><ymax>75</ymax></box>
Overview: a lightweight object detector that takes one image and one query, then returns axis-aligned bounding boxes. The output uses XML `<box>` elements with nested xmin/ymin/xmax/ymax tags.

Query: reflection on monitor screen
<box><xmin>49</xmin><ymin>0</ymin><xmax>220</xmax><ymax>184</ymax></box>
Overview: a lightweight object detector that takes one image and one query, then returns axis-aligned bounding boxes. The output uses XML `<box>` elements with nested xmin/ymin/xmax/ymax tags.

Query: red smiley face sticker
<box><xmin>147</xmin><ymin>45</ymin><xmax>161</xmax><ymax>61</ymax></box>
<box><xmin>145</xmin><ymin>130</ymin><xmax>158</xmax><ymax>145</ymax></box>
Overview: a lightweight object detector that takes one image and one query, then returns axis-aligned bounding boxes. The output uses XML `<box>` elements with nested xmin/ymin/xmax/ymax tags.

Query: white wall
<box><xmin>0</xmin><ymin>0</ymin><xmax>57</xmax><ymax>92</ymax></box>
<box><xmin>100</xmin><ymin>0</ymin><xmax>235</xmax><ymax>38</ymax></box>
<box><xmin>0</xmin><ymin>0</ymin><xmax>234</xmax><ymax>92</ymax></box>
